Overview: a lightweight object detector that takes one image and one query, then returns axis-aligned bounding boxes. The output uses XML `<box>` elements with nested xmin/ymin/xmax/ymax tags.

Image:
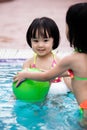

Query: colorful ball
<box><xmin>12</xmin><ymin>68</ymin><xmax>50</xmax><ymax>102</ymax></box>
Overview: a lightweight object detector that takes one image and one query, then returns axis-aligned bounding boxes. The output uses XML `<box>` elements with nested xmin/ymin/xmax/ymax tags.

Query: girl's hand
<box><xmin>13</xmin><ymin>71</ymin><xmax>27</xmax><ymax>87</ymax></box>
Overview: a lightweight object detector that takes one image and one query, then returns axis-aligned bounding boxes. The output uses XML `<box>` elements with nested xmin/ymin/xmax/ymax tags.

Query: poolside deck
<box><xmin>0</xmin><ymin>0</ymin><xmax>86</xmax><ymax>58</ymax></box>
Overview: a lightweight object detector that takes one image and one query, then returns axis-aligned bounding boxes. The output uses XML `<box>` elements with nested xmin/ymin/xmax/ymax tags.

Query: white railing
<box><xmin>0</xmin><ymin>49</ymin><xmax>33</xmax><ymax>59</ymax></box>
<box><xmin>0</xmin><ymin>48</ymin><xmax>73</xmax><ymax>59</ymax></box>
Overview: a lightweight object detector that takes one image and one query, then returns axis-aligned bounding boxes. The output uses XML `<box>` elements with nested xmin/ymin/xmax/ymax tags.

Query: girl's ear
<box><xmin>66</xmin><ymin>24</ymin><xmax>69</xmax><ymax>40</ymax></box>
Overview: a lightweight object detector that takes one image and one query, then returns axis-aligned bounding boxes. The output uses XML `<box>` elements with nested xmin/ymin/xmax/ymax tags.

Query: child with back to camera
<box><xmin>21</xmin><ymin>17</ymin><xmax>71</xmax><ymax>94</ymax></box>
<box><xmin>14</xmin><ymin>3</ymin><xmax>87</xmax><ymax>128</ymax></box>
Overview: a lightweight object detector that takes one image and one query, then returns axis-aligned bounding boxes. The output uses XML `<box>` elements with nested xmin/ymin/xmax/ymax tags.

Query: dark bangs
<box><xmin>31</xmin><ymin>26</ymin><xmax>51</xmax><ymax>39</ymax></box>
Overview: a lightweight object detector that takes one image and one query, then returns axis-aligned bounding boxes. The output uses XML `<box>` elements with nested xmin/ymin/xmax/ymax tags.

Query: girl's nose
<box><xmin>38</xmin><ymin>41</ymin><xmax>44</xmax><ymax>46</ymax></box>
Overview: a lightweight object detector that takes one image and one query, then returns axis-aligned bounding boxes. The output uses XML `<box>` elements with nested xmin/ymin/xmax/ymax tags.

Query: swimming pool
<box><xmin>0</xmin><ymin>59</ymin><xmax>83</xmax><ymax>130</ymax></box>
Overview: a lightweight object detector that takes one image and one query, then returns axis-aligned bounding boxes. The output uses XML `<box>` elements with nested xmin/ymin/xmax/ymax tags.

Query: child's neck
<box><xmin>36</xmin><ymin>51</ymin><xmax>53</xmax><ymax>60</ymax></box>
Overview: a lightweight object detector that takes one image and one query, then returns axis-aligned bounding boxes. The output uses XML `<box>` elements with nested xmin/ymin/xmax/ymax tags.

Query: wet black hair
<box><xmin>66</xmin><ymin>3</ymin><xmax>87</xmax><ymax>53</ymax></box>
<box><xmin>26</xmin><ymin>17</ymin><xmax>60</xmax><ymax>49</ymax></box>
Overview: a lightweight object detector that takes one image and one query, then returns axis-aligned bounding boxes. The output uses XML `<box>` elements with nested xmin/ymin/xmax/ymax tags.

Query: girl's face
<box><xmin>31</xmin><ymin>30</ymin><xmax>54</xmax><ymax>56</ymax></box>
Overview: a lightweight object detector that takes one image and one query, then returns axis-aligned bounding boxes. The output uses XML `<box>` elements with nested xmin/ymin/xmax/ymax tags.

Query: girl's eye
<box><xmin>31</xmin><ymin>39</ymin><xmax>39</xmax><ymax>42</ymax></box>
<box><xmin>43</xmin><ymin>39</ymin><xmax>49</xmax><ymax>42</ymax></box>
<box><xmin>33</xmin><ymin>39</ymin><xmax>39</xmax><ymax>42</ymax></box>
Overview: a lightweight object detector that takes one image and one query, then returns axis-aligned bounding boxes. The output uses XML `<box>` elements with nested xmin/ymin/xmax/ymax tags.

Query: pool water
<box><xmin>0</xmin><ymin>59</ymin><xmax>83</xmax><ymax>130</ymax></box>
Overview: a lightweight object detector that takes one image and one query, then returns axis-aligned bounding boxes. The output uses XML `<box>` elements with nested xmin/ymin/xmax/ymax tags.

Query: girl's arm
<box><xmin>13</xmin><ymin>55</ymin><xmax>71</xmax><ymax>87</ymax></box>
<box><xmin>55</xmin><ymin>55</ymin><xmax>70</xmax><ymax>77</ymax></box>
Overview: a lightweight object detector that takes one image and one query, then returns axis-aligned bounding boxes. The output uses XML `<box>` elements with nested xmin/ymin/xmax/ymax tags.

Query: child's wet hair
<box><xmin>26</xmin><ymin>17</ymin><xmax>60</xmax><ymax>49</ymax></box>
<box><xmin>66</xmin><ymin>3</ymin><xmax>87</xmax><ymax>53</ymax></box>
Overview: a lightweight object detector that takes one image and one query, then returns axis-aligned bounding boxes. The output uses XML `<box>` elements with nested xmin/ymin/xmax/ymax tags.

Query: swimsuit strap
<box><xmin>74</xmin><ymin>48</ymin><xmax>82</xmax><ymax>53</ymax></box>
<box><xmin>51</xmin><ymin>52</ymin><xmax>57</xmax><ymax>67</ymax></box>
<box><xmin>74</xmin><ymin>76</ymin><xmax>87</xmax><ymax>80</ymax></box>
<box><xmin>68</xmin><ymin>69</ymin><xmax>87</xmax><ymax>80</ymax></box>
<box><xmin>68</xmin><ymin>69</ymin><xmax>74</xmax><ymax>78</ymax></box>
<box><xmin>34</xmin><ymin>53</ymin><xmax>37</xmax><ymax>64</ymax></box>
<box><xmin>80</xmin><ymin>100</ymin><xmax>87</xmax><ymax>109</ymax></box>
<box><xmin>51</xmin><ymin>52</ymin><xmax>62</xmax><ymax>82</ymax></box>
<box><xmin>31</xmin><ymin>53</ymin><xmax>37</xmax><ymax>68</ymax></box>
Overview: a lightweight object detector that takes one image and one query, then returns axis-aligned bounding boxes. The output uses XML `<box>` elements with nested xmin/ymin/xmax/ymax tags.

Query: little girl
<box><xmin>22</xmin><ymin>17</ymin><xmax>71</xmax><ymax>94</ymax></box>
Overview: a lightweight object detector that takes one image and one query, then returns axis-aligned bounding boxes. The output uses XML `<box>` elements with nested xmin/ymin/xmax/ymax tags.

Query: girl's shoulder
<box><xmin>23</xmin><ymin>57</ymin><xmax>34</xmax><ymax>69</ymax></box>
<box><xmin>60</xmin><ymin>52</ymin><xmax>84</xmax><ymax>66</ymax></box>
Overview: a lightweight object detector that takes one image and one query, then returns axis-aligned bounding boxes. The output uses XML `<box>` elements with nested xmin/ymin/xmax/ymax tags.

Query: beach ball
<box><xmin>12</xmin><ymin>68</ymin><xmax>50</xmax><ymax>102</ymax></box>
